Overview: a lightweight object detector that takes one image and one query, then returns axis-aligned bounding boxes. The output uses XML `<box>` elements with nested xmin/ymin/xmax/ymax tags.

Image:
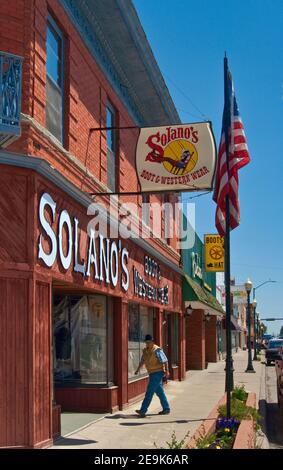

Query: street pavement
<box><xmin>52</xmin><ymin>349</ymin><xmax>265</xmax><ymax>449</ymax></box>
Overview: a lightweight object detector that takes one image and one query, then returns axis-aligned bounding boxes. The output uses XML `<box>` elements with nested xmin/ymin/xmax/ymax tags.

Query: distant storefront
<box><xmin>182</xmin><ymin>229</ymin><xmax>224</xmax><ymax>369</ymax></box>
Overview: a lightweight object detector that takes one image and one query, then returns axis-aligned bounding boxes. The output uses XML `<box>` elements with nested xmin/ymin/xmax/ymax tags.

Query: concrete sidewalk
<box><xmin>52</xmin><ymin>349</ymin><xmax>265</xmax><ymax>449</ymax></box>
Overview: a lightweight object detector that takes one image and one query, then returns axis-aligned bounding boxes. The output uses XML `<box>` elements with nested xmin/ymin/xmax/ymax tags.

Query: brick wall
<box><xmin>0</xmin><ymin>0</ymin><xmax>180</xmax><ymax>260</ymax></box>
<box><xmin>205</xmin><ymin>315</ymin><xmax>218</xmax><ymax>363</ymax></box>
<box><xmin>186</xmin><ymin>309</ymin><xmax>206</xmax><ymax>370</ymax></box>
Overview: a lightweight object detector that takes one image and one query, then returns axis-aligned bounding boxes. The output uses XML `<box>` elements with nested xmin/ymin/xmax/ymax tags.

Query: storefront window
<box><xmin>128</xmin><ymin>303</ymin><xmax>153</xmax><ymax>380</ymax></box>
<box><xmin>53</xmin><ymin>294</ymin><xmax>113</xmax><ymax>385</ymax></box>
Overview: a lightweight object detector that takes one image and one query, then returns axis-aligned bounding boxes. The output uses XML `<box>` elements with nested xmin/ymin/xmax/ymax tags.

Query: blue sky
<box><xmin>134</xmin><ymin>0</ymin><xmax>283</xmax><ymax>334</ymax></box>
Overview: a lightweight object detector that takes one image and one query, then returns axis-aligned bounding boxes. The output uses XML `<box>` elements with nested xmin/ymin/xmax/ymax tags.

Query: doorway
<box><xmin>162</xmin><ymin>312</ymin><xmax>179</xmax><ymax>377</ymax></box>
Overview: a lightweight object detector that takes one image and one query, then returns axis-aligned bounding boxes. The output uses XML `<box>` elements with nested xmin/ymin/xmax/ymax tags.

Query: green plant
<box><xmin>166</xmin><ymin>430</ymin><xmax>190</xmax><ymax>449</ymax></box>
<box><xmin>218</xmin><ymin>399</ymin><xmax>261</xmax><ymax>427</ymax></box>
<box><xmin>219</xmin><ymin>385</ymin><xmax>261</xmax><ymax>429</ymax></box>
<box><xmin>232</xmin><ymin>385</ymin><xmax>248</xmax><ymax>402</ymax></box>
<box><xmin>196</xmin><ymin>386</ymin><xmax>261</xmax><ymax>449</ymax></box>
<box><xmin>196</xmin><ymin>431</ymin><xmax>216</xmax><ymax>449</ymax></box>
<box><xmin>155</xmin><ymin>430</ymin><xmax>190</xmax><ymax>449</ymax></box>
<box><xmin>196</xmin><ymin>425</ymin><xmax>237</xmax><ymax>449</ymax></box>
<box><xmin>213</xmin><ymin>429</ymin><xmax>235</xmax><ymax>449</ymax></box>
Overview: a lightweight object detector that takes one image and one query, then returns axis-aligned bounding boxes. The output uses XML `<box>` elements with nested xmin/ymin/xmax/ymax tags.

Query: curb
<box><xmin>233</xmin><ymin>392</ymin><xmax>256</xmax><ymax>449</ymax></box>
<box><xmin>257</xmin><ymin>360</ymin><xmax>269</xmax><ymax>449</ymax></box>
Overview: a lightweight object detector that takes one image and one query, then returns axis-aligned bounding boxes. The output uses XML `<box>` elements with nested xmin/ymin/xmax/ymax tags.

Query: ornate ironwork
<box><xmin>0</xmin><ymin>51</ymin><xmax>23</xmax><ymax>146</ymax></box>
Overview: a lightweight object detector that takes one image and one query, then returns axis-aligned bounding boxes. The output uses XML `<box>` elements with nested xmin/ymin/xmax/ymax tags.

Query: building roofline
<box><xmin>59</xmin><ymin>0</ymin><xmax>180</xmax><ymax>126</ymax></box>
<box><xmin>116</xmin><ymin>0</ymin><xmax>180</xmax><ymax>124</ymax></box>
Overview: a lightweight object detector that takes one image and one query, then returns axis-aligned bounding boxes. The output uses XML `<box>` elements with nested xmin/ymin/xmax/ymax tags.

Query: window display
<box><xmin>128</xmin><ymin>303</ymin><xmax>154</xmax><ymax>379</ymax></box>
<box><xmin>53</xmin><ymin>294</ymin><xmax>113</xmax><ymax>385</ymax></box>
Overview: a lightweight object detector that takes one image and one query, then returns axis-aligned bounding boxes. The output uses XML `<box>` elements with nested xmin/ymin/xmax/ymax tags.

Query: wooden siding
<box><xmin>116</xmin><ymin>299</ymin><xmax>129</xmax><ymax>409</ymax></box>
<box><xmin>55</xmin><ymin>387</ymin><xmax>118</xmax><ymax>412</ymax></box>
<box><xmin>0</xmin><ymin>171</ymin><xmax>28</xmax><ymax>263</ymax></box>
<box><xmin>52</xmin><ymin>404</ymin><xmax>61</xmax><ymax>439</ymax></box>
<box><xmin>0</xmin><ymin>277</ymin><xmax>29</xmax><ymax>447</ymax></box>
<box><xmin>34</xmin><ymin>281</ymin><xmax>52</xmax><ymax>445</ymax></box>
<box><xmin>171</xmin><ymin>366</ymin><xmax>179</xmax><ymax>381</ymax></box>
<box><xmin>128</xmin><ymin>377</ymin><xmax>148</xmax><ymax>402</ymax></box>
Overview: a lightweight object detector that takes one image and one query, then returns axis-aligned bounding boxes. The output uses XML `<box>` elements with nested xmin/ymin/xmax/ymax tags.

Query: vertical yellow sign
<box><xmin>204</xmin><ymin>234</ymin><xmax>225</xmax><ymax>272</ymax></box>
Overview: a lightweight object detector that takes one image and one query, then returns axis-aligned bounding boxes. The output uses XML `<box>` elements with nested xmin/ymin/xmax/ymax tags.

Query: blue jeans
<box><xmin>140</xmin><ymin>370</ymin><xmax>170</xmax><ymax>414</ymax></box>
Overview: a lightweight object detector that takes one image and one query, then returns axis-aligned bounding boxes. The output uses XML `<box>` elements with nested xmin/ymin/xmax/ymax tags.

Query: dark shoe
<box><xmin>158</xmin><ymin>409</ymin><xmax>170</xmax><ymax>415</ymax></box>
<box><xmin>135</xmin><ymin>409</ymin><xmax>146</xmax><ymax>417</ymax></box>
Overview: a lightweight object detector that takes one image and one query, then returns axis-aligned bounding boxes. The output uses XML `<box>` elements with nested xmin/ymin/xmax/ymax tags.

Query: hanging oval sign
<box><xmin>136</xmin><ymin>122</ymin><xmax>216</xmax><ymax>193</ymax></box>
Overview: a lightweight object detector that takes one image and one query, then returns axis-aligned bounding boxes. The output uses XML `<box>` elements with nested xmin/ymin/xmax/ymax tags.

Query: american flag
<box><xmin>213</xmin><ymin>67</ymin><xmax>250</xmax><ymax>236</ymax></box>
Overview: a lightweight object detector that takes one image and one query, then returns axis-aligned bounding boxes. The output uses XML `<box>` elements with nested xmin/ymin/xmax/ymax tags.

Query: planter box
<box><xmin>187</xmin><ymin>392</ymin><xmax>256</xmax><ymax>449</ymax></box>
<box><xmin>233</xmin><ymin>393</ymin><xmax>256</xmax><ymax>449</ymax></box>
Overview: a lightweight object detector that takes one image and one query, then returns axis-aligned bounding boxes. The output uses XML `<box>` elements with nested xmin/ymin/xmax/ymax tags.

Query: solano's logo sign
<box><xmin>136</xmin><ymin>122</ymin><xmax>216</xmax><ymax>193</ymax></box>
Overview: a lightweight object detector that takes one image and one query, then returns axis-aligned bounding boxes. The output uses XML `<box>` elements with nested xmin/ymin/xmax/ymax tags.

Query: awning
<box><xmin>183</xmin><ymin>275</ymin><xmax>224</xmax><ymax>315</ymax></box>
<box><xmin>223</xmin><ymin>316</ymin><xmax>245</xmax><ymax>332</ymax></box>
<box><xmin>230</xmin><ymin>316</ymin><xmax>242</xmax><ymax>331</ymax></box>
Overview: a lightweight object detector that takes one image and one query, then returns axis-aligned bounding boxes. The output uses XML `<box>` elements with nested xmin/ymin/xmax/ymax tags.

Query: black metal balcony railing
<box><xmin>0</xmin><ymin>51</ymin><xmax>23</xmax><ymax>147</ymax></box>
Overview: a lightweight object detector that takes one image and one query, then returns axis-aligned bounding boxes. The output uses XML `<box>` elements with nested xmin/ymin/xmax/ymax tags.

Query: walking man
<box><xmin>135</xmin><ymin>334</ymin><xmax>170</xmax><ymax>417</ymax></box>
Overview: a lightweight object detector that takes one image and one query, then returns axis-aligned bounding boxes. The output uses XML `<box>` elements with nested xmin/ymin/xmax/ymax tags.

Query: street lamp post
<box><xmin>256</xmin><ymin>314</ymin><xmax>260</xmax><ymax>342</ymax></box>
<box><xmin>253</xmin><ymin>299</ymin><xmax>258</xmax><ymax>361</ymax></box>
<box><xmin>253</xmin><ymin>280</ymin><xmax>276</xmax><ymax>302</ymax></box>
<box><xmin>245</xmin><ymin>279</ymin><xmax>255</xmax><ymax>373</ymax></box>
<box><xmin>260</xmin><ymin>323</ymin><xmax>265</xmax><ymax>341</ymax></box>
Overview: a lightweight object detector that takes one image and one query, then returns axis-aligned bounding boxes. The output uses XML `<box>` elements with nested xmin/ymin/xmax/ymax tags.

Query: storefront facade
<box><xmin>0</xmin><ymin>0</ymin><xmax>184</xmax><ymax>448</ymax></box>
<box><xmin>182</xmin><ymin>230</ymin><xmax>224</xmax><ymax>370</ymax></box>
<box><xmin>0</xmin><ymin>154</ymin><xmax>184</xmax><ymax>448</ymax></box>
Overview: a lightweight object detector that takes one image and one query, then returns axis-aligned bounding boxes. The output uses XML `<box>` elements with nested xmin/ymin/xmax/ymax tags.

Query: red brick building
<box><xmin>0</xmin><ymin>0</ymin><xmax>185</xmax><ymax>448</ymax></box>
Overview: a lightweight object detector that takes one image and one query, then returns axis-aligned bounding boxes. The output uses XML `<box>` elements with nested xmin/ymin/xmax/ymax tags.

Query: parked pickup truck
<box><xmin>275</xmin><ymin>347</ymin><xmax>283</xmax><ymax>417</ymax></box>
<box><xmin>266</xmin><ymin>338</ymin><xmax>283</xmax><ymax>366</ymax></box>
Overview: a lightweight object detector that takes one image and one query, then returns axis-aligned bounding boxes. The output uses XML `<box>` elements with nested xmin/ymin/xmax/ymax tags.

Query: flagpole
<box><xmin>223</xmin><ymin>55</ymin><xmax>234</xmax><ymax>418</ymax></box>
